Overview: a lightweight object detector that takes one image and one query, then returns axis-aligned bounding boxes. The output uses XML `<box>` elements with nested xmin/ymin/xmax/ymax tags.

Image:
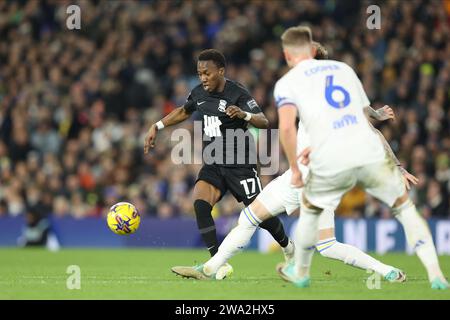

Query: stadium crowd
<box><xmin>0</xmin><ymin>0</ymin><xmax>449</xmax><ymax>222</ymax></box>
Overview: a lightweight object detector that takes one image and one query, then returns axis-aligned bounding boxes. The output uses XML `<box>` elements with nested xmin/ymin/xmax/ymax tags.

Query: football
<box><xmin>107</xmin><ymin>202</ymin><xmax>141</xmax><ymax>235</ymax></box>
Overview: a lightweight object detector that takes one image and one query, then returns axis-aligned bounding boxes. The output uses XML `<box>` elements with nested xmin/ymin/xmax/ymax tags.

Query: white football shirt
<box><xmin>274</xmin><ymin>59</ymin><xmax>385</xmax><ymax>176</ymax></box>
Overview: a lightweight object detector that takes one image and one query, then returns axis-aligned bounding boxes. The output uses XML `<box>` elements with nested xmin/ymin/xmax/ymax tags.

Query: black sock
<box><xmin>259</xmin><ymin>216</ymin><xmax>289</xmax><ymax>248</ymax></box>
<box><xmin>194</xmin><ymin>199</ymin><xmax>218</xmax><ymax>256</ymax></box>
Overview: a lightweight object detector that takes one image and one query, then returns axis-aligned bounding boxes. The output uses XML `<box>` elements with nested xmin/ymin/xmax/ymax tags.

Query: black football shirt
<box><xmin>184</xmin><ymin>79</ymin><xmax>262</xmax><ymax>167</ymax></box>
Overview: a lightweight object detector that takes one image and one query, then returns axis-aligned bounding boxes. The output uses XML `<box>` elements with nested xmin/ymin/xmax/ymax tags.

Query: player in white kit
<box><xmin>171</xmin><ymin>42</ymin><xmax>416</xmax><ymax>283</ymax></box>
<box><xmin>274</xmin><ymin>26</ymin><xmax>448</xmax><ymax>290</ymax></box>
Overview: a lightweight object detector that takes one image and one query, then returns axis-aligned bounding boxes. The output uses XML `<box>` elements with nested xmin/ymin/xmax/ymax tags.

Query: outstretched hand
<box><xmin>400</xmin><ymin>167</ymin><xmax>419</xmax><ymax>190</ymax></box>
<box><xmin>144</xmin><ymin>125</ymin><xmax>158</xmax><ymax>154</ymax></box>
<box><xmin>376</xmin><ymin>105</ymin><xmax>395</xmax><ymax>121</ymax></box>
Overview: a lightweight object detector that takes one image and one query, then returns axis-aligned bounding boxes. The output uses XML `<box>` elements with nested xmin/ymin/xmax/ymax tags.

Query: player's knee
<box><xmin>392</xmin><ymin>192</ymin><xmax>410</xmax><ymax>209</ymax></box>
<box><xmin>238</xmin><ymin>207</ymin><xmax>260</xmax><ymax>229</ymax></box>
<box><xmin>248</xmin><ymin>200</ymin><xmax>272</xmax><ymax>221</ymax></box>
<box><xmin>193</xmin><ymin>181</ymin><xmax>220</xmax><ymax>206</ymax></box>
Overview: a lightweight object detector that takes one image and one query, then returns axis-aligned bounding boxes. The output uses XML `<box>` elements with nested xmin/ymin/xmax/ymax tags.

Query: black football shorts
<box><xmin>196</xmin><ymin>165</ymin><xmax>263</xmax><ymax>205</ymax></box>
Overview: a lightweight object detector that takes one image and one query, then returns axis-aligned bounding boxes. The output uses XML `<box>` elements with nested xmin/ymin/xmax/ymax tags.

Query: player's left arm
<box><xmin>227</xmin><ymin>94</ymin><xmax>269</xmax><ymax>128</ymax></box>
<box><xmin>351</xmin><ymin>66</ymin><xmax>394</xmax><ymax>122</ymax></box>
<box><xmin>366</xmin><ymin>105</ymin><xmax>395</xmax><ymax>121</ymax></box>
<box><xmin>352</xmin><ymin>67</ymin><xmax>418</xmax><ymax>189</ymax></box>
<box><xmin>363</xmin><ymin>107</ymin><xmax>419</xmax><ymax>190</ymax></box>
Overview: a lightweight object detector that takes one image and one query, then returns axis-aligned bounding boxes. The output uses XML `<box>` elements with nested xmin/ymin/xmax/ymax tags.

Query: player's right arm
<box><xmin>278</xmin><ymin>105</ymin><xmax>300</xmax><ymax>175</ymax></box>
<box><xmin>274</xmin><ymin>81</ymin><xmax>304</xmax><ymax>188</ymax></box>
<box><xmin>144</xmin><ymin>102</ymin><xmax>194</xmax><ymax>154</ymax></box>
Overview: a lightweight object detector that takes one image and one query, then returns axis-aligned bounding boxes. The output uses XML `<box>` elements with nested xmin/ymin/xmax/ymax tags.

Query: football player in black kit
<box><xmin>144</xmin><ymin>49</ymin><xmax>294</xmax><ymax>279</ymax></box>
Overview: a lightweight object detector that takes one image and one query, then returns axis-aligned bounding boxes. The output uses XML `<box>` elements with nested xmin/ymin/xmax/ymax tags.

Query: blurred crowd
<box><xmin>0</xmin><ymin>0</ymin><xmax>449</xmax><ymax>221</ymax></box>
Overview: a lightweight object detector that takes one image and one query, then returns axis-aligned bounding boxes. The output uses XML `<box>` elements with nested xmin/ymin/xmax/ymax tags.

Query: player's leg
<box><xmin>203</xmin><ymin>170</ymin><xmax>298</xmax><ymax>276</ymax></box>
<box><xmin>172</xmin><ymin>167</ymin><xmax>291</xmax><ymax>280</ymax></box>
<box><xmin>392</xmin><ymin>192</ymin><xmax>447</xmax><ymax>288</ymax></box>
<box><xmin>226</xmin><ymin>167</ymin><xmax>293</xmax><ymax>256</ymax></box>
<box><xmin>192</xmin><ymin>166</ymin><xmax>225</xmax><ymax>257</ymax></box>
<box><xmin>293</xmin><ymin>195</ymin><xmax>321</xmax><ymax>281</ymax></box>
<box><xmin>284</xmin><ymin>170</ymin><xmax>357</xmax><ymax>287</ymax></box>
<box><xmin>359</xmin><ymin>160</ymin><xmax>448</xmax><ymax>289</ymax></box>
<box><xmin>172</xmin><ymin>176</ymin><xmax>229</xmax><ymax>280</ymax></box>
<box><xmin>203</xmin><ymin>199</ymin><xmax>273</xmax><ymax>276</ymax></box>
<box><xmin>259</xmin><ymin>216</ymin><xmax>293</xmax><ymax>256</ymax></box>
<box><xmin>316</xmin><ymin>213</ymin><xmax>404</xmax><ymax>281</ymax></box>
<box><xmin>256</xmin><ymin>170</ymin><xmax>302</xmax><ymax>261</ymax></box>
<box><xmin>171</xmin><ymin>200</ymin><xmax>270</xmax><ymax>280</ymax></box>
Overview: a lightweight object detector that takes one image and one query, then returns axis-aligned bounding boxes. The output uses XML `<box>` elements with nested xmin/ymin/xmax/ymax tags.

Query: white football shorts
<box><xmin>304</xmin><ymin>157</ymin><xmax>406</xmax><ymax>211</ymax></box>
<box><xmin>257</xmin><ymin>165</ymin><xmax>335</xmax><ymax>230</ymax></box>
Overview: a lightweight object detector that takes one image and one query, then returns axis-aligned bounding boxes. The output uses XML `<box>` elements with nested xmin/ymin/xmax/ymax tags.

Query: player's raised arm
<box><xmin>144</xmin><ymin>103</ymin><xmax>193</xmax><ymax>154</ymax></box>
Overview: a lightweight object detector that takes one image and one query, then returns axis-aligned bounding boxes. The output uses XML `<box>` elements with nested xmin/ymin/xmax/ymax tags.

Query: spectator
<box><xmin>0</xmin><ymin>0</ymin><xmax>448</xmax><ymax>220</ymax></box>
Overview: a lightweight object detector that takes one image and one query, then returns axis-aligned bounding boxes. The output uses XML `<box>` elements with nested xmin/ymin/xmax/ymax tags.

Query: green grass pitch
<box><xmin>0</xmin><ymin>248</ymin><xmax>449</xmax><ymax>300</ymax></box>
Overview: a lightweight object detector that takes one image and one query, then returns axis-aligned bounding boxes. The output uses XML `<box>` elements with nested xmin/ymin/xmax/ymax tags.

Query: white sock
<box><xmin>317</xmin><ymin>237</ymin><xmax>393</xmax><ymax>277</ymax></box>
<box><xmin>294</xmin><ymin>204</ymin><xmax>319</xmax><ymax>278</ymax></box>
<box><xmin>203</xmin><ymin>207</ymin><xmax>261</xmax><ymax>275</ymax></box>
<box><xmin>394</xmin><ymin>199</ymin><xmax>444</xmax><ymax>282</ymax></box>
<box><xmin>282</xmin><ymin>239</ymin><xmax>295</xmax><ymax>255</ymax></box>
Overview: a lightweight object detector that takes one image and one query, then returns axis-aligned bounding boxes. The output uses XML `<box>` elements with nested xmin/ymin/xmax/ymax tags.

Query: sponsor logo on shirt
<box><xmin>247</xmin><ymin>99</ymin><xmax>259</xmax><ymax>110</ymax></box>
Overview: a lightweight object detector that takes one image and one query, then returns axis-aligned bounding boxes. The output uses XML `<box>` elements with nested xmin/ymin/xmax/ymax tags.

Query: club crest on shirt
<box><xmin>218</xmin><ymin>99</ymin><xmax>227</xmax><ymax>112</ymax></box>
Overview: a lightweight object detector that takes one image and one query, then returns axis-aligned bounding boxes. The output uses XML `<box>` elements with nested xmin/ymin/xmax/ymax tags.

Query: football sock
<box><xmin>393</xmin><ymin>199</ymin><xmax>445</xmax><ymax>282</ymax></box>
<box><xmin>259</xmin><ymin>215</ymin><xmax>290</xmax><ymax>248</ymax></box>
<box><xmin>282</xmin><ymin>239</ymin><xmax>295</xmax><ymax>259</ymax></box>
<box><xmin>194</xmin><ymin>199</ymin><xmax>218</xmax><ymax>257</ymax></box>
<box><xmin>294</xmin><ymin>204</ymin><xmax>319</xmax><ymax>278</ymax></box>
<box><xmin>317</xmin><ymin>237</ymin><xmax>393</xmax><ymax>277</ymax></box>
<box><xmin>204</xmin><ymin>207</ymin><xmax>261</xmax><ymax>275</ymax></box>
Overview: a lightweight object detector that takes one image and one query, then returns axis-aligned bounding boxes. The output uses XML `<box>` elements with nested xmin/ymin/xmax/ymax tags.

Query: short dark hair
<box><xmin>198</xmin><ymin>49</ymin><xmax>226</xmax><ymax>69</ymax></box>
<box><xmin>313</xmin><ymin>42</ymin><xmax>329</xmax><ymax>60</ymax></box>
